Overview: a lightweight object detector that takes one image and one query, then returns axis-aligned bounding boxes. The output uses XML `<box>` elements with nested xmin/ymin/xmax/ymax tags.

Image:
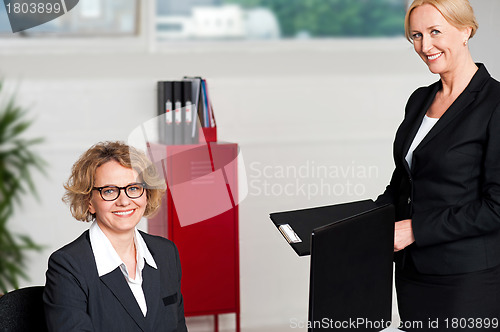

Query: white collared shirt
<box><xmin>405</xmin><ymin>115</ymin><xmax>439</xmax><ymax>169</ymax></box>
<box><xmin>89</xmin><ymin>221</ymin><xmax>157</xmax><ymax>316</ymax></box>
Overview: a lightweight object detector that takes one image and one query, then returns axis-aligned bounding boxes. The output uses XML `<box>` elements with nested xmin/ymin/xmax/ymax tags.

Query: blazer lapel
<box><xmin>412</xmin><ymin>65</ymin><xmax>490</xmax><ymax>156</ymax></box>
<box><xmin>142</xmin><ymin>263</ymin><xmax>161</xmax><ymax>329</ymax></box>
<box><xmin>412</xmin><ymin>90</ymin><xmax>476</xmax><ymax>154</ymax></box>
<box><xmin>100</xmin><ymin>268</ymin><xmax>147</xmax><ymax>332</ymax></box>
<box><xmin>400</xmin><ymin>82</ymin><xmax>440</xmax><ymax>172</ymax></box>
<box><xmin>401</xmin><ymin>64</ymin><xmax>490</xmax><ymax>168</ymax></box>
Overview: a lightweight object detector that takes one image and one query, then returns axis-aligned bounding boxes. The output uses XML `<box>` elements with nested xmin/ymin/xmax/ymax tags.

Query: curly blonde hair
<box><xmin>63</xmin><ymin>141</ymin><xmax>166</xmax><ymax>222</ymax></box>
<box><xmin>405</xmin><ymin>0</ymin><xmax>478</xmax><ymax>42</ymax></box>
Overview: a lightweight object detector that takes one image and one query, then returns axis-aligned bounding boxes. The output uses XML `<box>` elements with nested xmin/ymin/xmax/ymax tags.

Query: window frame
<box><xmin>0</xmin><ymin>0</ymin><xmax>151</xmax><ymax>54</ymax></box>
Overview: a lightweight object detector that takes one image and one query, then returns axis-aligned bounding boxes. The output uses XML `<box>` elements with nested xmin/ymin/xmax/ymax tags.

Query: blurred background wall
<box><xmin>0</xmin><ymin>0</ymin><xmax>498</xmax><ymax>330</ymax></box>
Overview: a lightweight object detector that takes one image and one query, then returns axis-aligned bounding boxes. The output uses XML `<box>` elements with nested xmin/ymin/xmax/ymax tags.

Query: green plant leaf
<box><xmin>0</xmin><ymin>78</ymin><xmax>45</xmax><ymax>294</ymax></box>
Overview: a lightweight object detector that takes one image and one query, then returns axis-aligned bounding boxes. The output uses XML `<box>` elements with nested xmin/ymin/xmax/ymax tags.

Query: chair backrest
<box><xmin>0</xmin><ymin>286</ymin><xmax>48</xmax><ymax>332</ymax></box>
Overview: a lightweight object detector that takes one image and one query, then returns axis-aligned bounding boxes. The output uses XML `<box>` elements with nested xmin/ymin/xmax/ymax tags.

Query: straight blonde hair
<box><xmin>405</xmin><ymin>0</ymin><xmax>478</xmax><ymax>42</ymax></box>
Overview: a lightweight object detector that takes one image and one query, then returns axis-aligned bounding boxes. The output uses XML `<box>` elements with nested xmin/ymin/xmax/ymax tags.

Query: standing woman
<box><xmin>43</xmin><ymin>141</ymin><xmax>187</xmax><ymax>332</ymax></box>
<box><xmin>376</xmin><ymin>0</ymin><xmax>500</xmax><ymax>330</ymax></box>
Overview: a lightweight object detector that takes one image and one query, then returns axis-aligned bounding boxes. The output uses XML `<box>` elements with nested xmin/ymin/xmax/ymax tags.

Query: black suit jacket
<box><xmin>377</xmin><ymin>64</ymin><xmax>500</xmax><ymax>275</ymax></box>
<box><xmin>43</xmin><ymin>230</ymin><xmax>187</xmax><ymax>332</ymax></box>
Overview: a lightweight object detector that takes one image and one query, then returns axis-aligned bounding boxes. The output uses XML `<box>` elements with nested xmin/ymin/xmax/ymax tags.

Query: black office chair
<box><xmin>0</xmin><ymin>286</ymin><xmax>48</xmax><ymax>332</ymax></box>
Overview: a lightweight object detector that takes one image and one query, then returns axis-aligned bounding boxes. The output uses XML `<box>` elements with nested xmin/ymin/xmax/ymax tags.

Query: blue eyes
<box><xmin>128</xmin><ymin>186</ymin><xmax>140</xmax><ymax>193</ymax></box>
<box><xmin>93</xmin><ymin>183</ymin><xmax>146</xmax><ymax>201</ymax></box>
<box><xmin>412</xmin><ymin>30</ymin><xmax>441</xmax><ymax>40</ymax></box>
<box><xmin>412</xmin><ymin>32</ymin><xmax>422</xmax><ymax>39</ymax></box>
<box><xmin>103</xmin><ymin>188</ymin><xmax>117</xmax><ymax>195</ymax></box>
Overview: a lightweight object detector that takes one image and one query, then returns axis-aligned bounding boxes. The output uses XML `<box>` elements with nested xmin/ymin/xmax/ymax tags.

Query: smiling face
<box><xmin>409</xmin><ymin>4</ymin><xmax>472</xmax><ymax>75</ymax></box>
<box><xmin>88</xmin><ymin>160</ymin><xmax>147</xmax><ymax>237</ymax></box>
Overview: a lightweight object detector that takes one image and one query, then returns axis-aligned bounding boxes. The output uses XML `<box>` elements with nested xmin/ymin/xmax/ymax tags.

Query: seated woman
<box><xmin>43</xmin><ymin>141</ymin><xmax>187</xmax><ymax>332</ymax></box>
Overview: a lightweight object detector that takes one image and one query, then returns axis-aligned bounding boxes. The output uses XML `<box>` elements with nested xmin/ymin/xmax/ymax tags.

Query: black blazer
<box><xmin>377</xmin><ymin>64</ymin><xmax>500</xmax><ymax>275</ymax></box>
<box><xmin>43</xmin><ymin>230</ymin><xmax>187</xmax><ymax>332</ymax></box>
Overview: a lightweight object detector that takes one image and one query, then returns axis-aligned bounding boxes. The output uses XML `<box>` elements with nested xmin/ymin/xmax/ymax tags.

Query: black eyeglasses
<box><xmin>92</xmin><ymin>183</ymin><xmax>146</xmax><ymax>201</ymax></box>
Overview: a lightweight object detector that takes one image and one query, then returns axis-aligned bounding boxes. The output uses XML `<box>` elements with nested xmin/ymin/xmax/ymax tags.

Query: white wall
<box><xmin>1</xmin><ymin>0</ymin><xmax>498</xmax><ymax>330</ymax></box>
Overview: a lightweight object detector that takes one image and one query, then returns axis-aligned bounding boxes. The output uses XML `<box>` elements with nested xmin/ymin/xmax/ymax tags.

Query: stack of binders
<box><xmin>157</xmin><ymin>77</ymin><xmax>217</xmax><ymax>145</ymax></box>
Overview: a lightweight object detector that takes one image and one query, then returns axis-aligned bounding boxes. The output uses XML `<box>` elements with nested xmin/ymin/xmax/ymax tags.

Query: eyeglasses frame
<box><xmin>92</xmin><ymin>182</ymin><xmax>146</xmax><ymax>201</ymax></box>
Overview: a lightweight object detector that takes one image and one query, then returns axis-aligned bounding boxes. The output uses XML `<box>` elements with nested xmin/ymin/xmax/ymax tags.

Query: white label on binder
<box><xmin>185</xmin><ymin>101</ymin><xmax>192</xmax><ymax>124</ymax></box>
<box><xmin>166</xmin><ymin>101</ymin><xmax>173</xmax><ymax>124</ymax></box>
<box><xmin>278</xmin><ymin>224</ymin><xmax>302</xmax><ymax>244</ymax></box>
<box><xmin>175</xmin><ymin>101</ymin><xmax>182</xmax><ymax>124</ymax></box>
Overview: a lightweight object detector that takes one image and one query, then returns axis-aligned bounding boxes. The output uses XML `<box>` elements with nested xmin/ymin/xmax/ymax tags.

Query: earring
<box><xmin>464</xmin><ymin>40</ymin><xmax>468</xmax><ymax>46</ymax></box>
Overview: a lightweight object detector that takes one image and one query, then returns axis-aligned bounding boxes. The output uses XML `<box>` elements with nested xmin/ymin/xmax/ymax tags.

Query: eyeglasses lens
<box><xmin>100</xmin><ymin>184</ymin><xmax>144</xmax><ymax>201</ymax></box>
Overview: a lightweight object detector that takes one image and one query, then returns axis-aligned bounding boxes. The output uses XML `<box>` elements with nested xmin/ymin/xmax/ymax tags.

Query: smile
<box><xmin>113</xmin><ymin>209</ymin><xmax>135</xmax><ymax>216</ymax></box>
<box><xmin>427</xmin><ymin>52</ymin><xmax>443</xmax><ymax>61</ymax></box>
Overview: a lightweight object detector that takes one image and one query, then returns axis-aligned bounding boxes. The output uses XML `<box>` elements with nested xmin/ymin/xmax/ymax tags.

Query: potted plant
<box><xmin>0</xmin><ymin>80</ymin><xmax>45</xmax><ymax>294</ymax></box>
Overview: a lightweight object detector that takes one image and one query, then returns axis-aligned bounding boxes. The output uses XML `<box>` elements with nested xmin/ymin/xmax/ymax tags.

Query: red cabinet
<box><xmin>148</xmin><ymin>143</ymin><xmax>240</xmax><ymax>331</ymax></box>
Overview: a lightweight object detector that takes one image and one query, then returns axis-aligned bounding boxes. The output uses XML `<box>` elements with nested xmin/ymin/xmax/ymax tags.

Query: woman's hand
<box><xmin>394</xmin><ymin>219</ymin><xmax>415</xmax><ymax>252</ymax></box>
